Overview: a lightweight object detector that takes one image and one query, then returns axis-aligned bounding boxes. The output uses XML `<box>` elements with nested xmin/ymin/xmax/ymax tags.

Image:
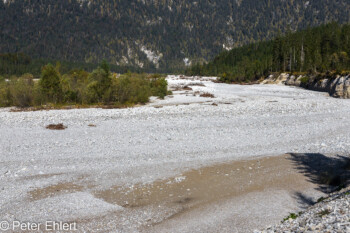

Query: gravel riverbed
<box><xmin>0</xmin><ymin>75</ymin><xmax>350</xmax><ymax>232</ymax></box>
<box><xmin>258</xmin><ymin>187</ymin><xmax>350</xmax><ymax>233</ymax></box>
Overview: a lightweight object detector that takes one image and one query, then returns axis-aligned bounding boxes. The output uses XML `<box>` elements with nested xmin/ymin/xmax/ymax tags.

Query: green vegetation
<box><xmin>0</xmin><ymin>62</ymin><xmax>168</xmax><ymax>108</ymax></box>
<box><xmin>1</xmin><ymin>0</ymin><xmax>350</xmax><ymax>72</ymax></box>
<box><xmin>0</xmin><ymin>53</ymin><xmax>140</xmax><ymax>78</ymax></box>
<box><xmin>317</xmin><ymin>209</ymin><xmax>331</xmax><ymax>217</ymax></box>
<box><xmin>282</xmin><ymin>213</ymin><xmax>299</xmax><ymax>222</ymax></box>
<box><xmin>300</xmin><ymin>77</ymin><xmax>310</xmax><ymax>85</ymax></box>
<box><xmin>317</xmin><ymin>197</ymin><xmax>326</xmax><ymax>203</ymax></box>
<box><xmin>187</xmin><ymin>23</ymin><xmax>350</xmax><ymax>83</ymax></box>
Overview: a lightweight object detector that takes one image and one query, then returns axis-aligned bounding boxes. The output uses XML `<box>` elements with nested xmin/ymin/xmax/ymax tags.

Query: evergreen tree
<box><xmin>39</xmin><ymin>64</ymin><xmax>63</xmax><ymax>104</ymax></box>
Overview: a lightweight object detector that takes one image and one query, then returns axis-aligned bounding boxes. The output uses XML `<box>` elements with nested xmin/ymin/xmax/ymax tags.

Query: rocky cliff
<box><xmin>262</xmin><ymin>73</ymin><xmax>350</xmax><ymax>99</ymax></box>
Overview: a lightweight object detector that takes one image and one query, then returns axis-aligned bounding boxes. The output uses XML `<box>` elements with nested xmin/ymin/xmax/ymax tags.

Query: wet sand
<box><xmin>94</xmin><ymin>154</ymin><xmax>318</xmax><ymax>210</ymax></box>
<box><xmin>28</xmin><ymin>154</ymin><xmax>327</xmax><ymax>232</ymax></box>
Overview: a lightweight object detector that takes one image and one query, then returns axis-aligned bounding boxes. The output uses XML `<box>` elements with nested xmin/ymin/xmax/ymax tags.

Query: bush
<box><xmin>61</xmin><ymin>70</ymin><xmax>90</xmax><ymax>104</ymax></box>
<box><xmin>9</xmin><ymin>74</ymin><xmax>35</xmax><ymax>107</ymax></box>
<box><xmin>0</xmin><ymin>79</ymin><xmax>11</xmax><ymax>107</ymax></box>
<box><xmin>300</xmin><ymin>76</ymin><xmax>310</xmax><ymax>85</ymax></box>
<box><xmin>87</xmin><ymin>63</ymin><xmax>114</xmax><ymax>104</ymax></box>
<box><xmin>115</xmin><ymin>74</ymin><xmax>151</xmax><ymax>104</ymax></box>
<box><xmin>149</xmin><ymin>74</ymin><xmax>168</xmax><ymax>99</ymax></box>
<box><xmin>0</xmin><ymin>62</ymin><xmax>169</xmax><ymax>108</ymax></box>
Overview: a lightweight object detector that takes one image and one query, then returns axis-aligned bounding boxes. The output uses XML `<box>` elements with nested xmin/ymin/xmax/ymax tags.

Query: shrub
<box><xmin>0</xmin><ymin>62</ymin><xmax>169</xmax><ymax>108</ymax></box>
<box><xmin>87</xmin><ymin>64</ymin><xmax>114</xmax><ymax>104</ymax></box>
<box><xmin>149</xmin><ymin>74</ymin><xmax>168</xmax><ymax>99</ymax></box>
<box><xmin>9</xmin><ymin>74</ymin><xmax>35</xmax><ymax>107</ymax></box>
<box><xmin>85</xmin><ymin>80</ymin><xmax>101</xmax><ymax>104</ymax></box>
<box><xmin>115</xmin><ymin>74</ymin><xmax>151</xmax><ymax>104</ymax></box>
<box><xmin>300</xmin><ymin>76</ymin><xmax>310</xmax><ymax>85</ymax></box>
<box><xmin>61</xmin><ymin>70</ymin><xmax>90</xmax><ymax>104</ymax></box>
<box><xmin>0</xmin><ymin>79</ymin><xmax>11</xmax><ymax>107</ymax></box>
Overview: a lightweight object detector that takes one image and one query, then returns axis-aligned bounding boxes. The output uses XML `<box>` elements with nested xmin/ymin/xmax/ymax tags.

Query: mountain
<box><xmin>1</xmin><ymin>0</ymin><xmax>350</xmax><ymax>72</ymax></box>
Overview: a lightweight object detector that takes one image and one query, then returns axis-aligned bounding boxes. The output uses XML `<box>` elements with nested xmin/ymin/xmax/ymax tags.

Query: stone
<box><xmin>262</xmin><ymin>74</ymin><xmax>350</xmax><ymax>98</ymax></box>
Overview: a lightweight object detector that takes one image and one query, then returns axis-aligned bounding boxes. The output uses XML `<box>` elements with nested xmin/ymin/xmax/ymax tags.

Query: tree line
<box><xmin>0</xmin><ymin>61</ymin><xmax>168</xmax><ymax>108</ymax></box>
<box><xmin>0</xmin><ymin>53</ymin><xmax>141</xmax><ymax>78</ymax></box>
<box><xmin>186</xmin><ymin>23</ymin><xmax>350</xmax><ymax>83</ymax></box>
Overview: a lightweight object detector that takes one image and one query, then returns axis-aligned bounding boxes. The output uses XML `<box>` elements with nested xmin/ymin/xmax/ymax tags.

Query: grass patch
<box><xmin>282</xmin><ymin>213</ymin><xmax>299</xmax><ymax>222</ymax></box>
<box><xmin>317</xmin><ymin>209</ymin><xmax>331</xmax><ymax>217</ymax></box>
<box><xmin>317</xmin><ymin>196</ymin><xmax>326</xmax><ymax>203</ymax></box>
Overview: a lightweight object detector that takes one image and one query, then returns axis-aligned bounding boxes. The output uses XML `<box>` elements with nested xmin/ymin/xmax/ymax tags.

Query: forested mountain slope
<box><xmin>186</xmin><ymin>23</ymin><xmax>350</xmax><ymax>83</ymax></box>
<box><xmin>1</xmin><ymin>0</ymin><xmax>350</xmax><ymax>72</ymax></box>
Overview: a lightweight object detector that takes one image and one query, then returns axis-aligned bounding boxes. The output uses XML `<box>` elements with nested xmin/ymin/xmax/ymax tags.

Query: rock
<box><xmin>258</xmin><ymin>187</ymin><xmax>350</xmax><ymax>233</ymax></box>
<box><xmin>262</xmin><ymin>73</ymin><xmax>350</xmax><ymax>98</ymax></box>
<box><xmin>333</xmin><ymin>76</ymin><xmax>345</xmax><ymax>98</ymax></box>
<box><xmin>276</xmin><ymin>73</ymin><xmax>289</xmax><ymax>84</ymax></box>
<box><xmin>333</xmin><ymin>76</ymin><xmax>350</xmax><ymax>98</ymax></box>
<box><xmin>285</xmin><ymin>75</ymin><xmax>292</xmax><ymax>85</ymax></box>
<box><xmin>344</xmin><ymin>76</ymin><xmax>350</xmax><ymax>98</ymax></box>
<box><xmin>261</xmin><ymin>74</ymin><xmax>276</xmax><ymax>84</ymax></box>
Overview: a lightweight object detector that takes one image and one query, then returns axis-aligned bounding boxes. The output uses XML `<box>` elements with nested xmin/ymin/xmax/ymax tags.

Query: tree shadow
<box><xmin>293</xmin><ymin>191</ymin><xmax>316</xmax><ymax>207</ymax></box>
<box><xmin>288</xmin><ymin>153</ymin><xmax>350</xmax><ymax>206</ymax></box>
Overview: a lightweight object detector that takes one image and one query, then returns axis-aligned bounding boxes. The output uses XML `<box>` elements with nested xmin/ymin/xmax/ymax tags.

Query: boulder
<box><xmin>275</xmin><ymin>73</ymin><xmax>289</xmax><ymax>84</ymax></box>
<box><xmin>261</xmin><ymin>74</ymin><xmax>277</xmax><ymax>84</ymax></box>
<box><xmin>262</xmin><ymin>73</ymin><xmax>290</xmax><ymax>85</ymax></box>
<box><xmin>333</xmin><ymin>76</ymin><xmax>350</xmax><ymax>98</ymax></box>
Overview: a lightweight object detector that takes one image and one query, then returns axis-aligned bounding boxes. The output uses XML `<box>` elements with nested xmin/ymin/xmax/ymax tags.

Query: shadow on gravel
<box><xmin>289</xmin><ymin>153</ymin><xmax>350</xmax><ymax>208</ymax></box>
<box><xmin>289</xmin><ymin>153</ymin><xmax>350</xmax><ymax>195</ymax></box>
<box><xmin>293</xmin><ymin>191</ymin><xmax>316</xmax><ymax>206</ymax></box>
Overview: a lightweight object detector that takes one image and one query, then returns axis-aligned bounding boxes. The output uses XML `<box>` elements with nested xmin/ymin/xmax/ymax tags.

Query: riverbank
<box><xmin>262</xmin><ymin>72</ymin><xmax>350</xmax><ymax>98</ymax></box>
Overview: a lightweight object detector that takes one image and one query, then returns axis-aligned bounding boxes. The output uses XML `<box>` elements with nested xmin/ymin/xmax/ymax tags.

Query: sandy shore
<box><xmin>1</xmin><ymin>76</ymin><xmax>350</xmax><ymax>232</ymax></box>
